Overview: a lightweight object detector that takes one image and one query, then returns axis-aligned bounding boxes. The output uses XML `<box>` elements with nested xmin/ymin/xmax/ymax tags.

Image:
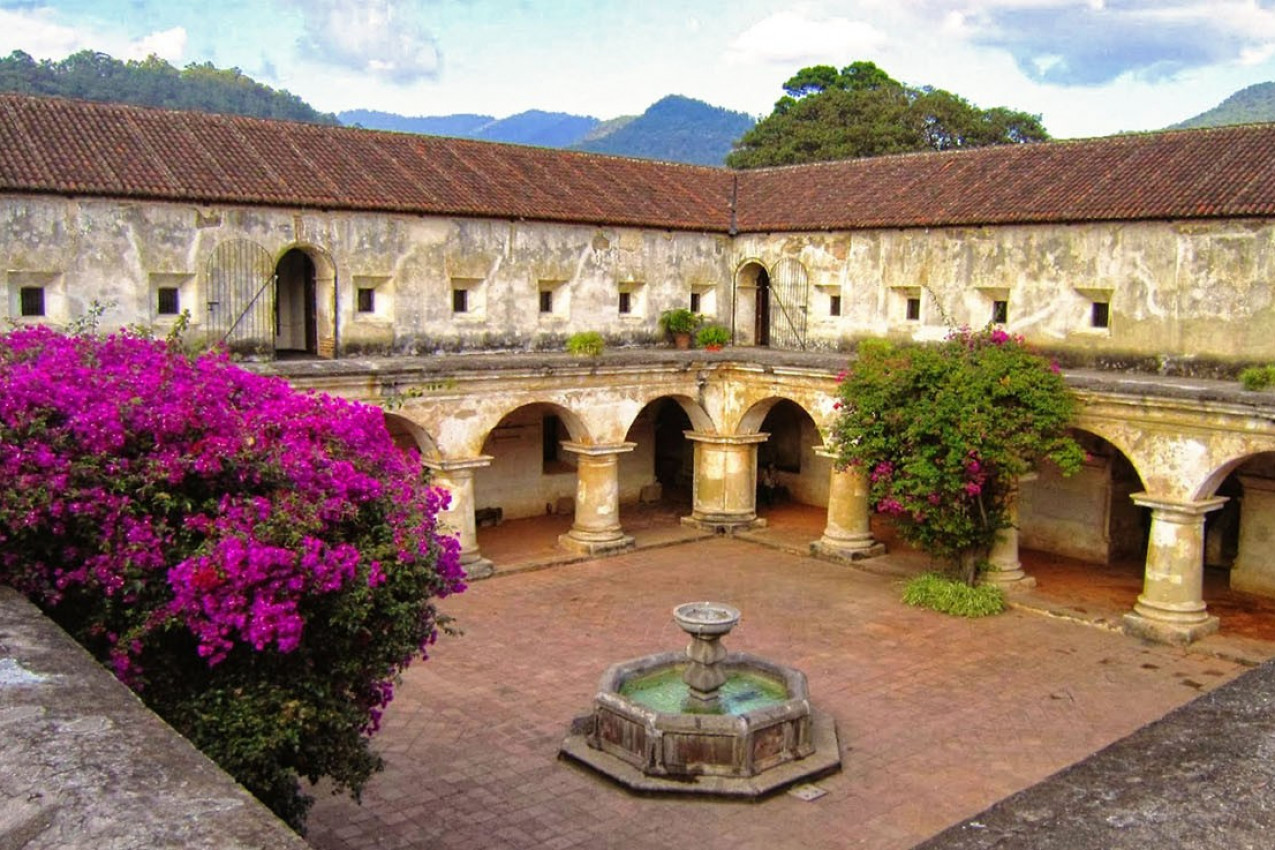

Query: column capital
<box><xmin>684</xmin><ymin>431</ymin><xmax>770</xmax><ymax>446</ymax></box>
<box><xmin>1130</xmin><ymin>492</ymin><xmax>1228</xmax><ymax>519</ymax></box>
<box><xmin>559</xmin><ymin>441</ymin><xmax>636</xmax><ymax>458</ymax></box>
<box><xmin>422</xmin><ymin>455</ymin><xmax>493</xmax><ymax>474</ymax></box>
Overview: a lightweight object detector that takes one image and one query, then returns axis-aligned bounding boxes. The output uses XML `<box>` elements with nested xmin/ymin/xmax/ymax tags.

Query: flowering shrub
<box><xmin>0</xmin><ymin>326</ymin><xmax>464</xmax><ymax>830</ymax></box>
<box><xmin>828</xmin><ymin>327</ymin><xmax>1084</xmax><ymax>584</ymax></box>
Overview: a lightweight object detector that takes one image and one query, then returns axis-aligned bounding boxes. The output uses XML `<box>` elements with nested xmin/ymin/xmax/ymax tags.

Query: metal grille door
<box><xmin>204</xmin><ymin>240</ymin><xmax>276</xmax><ymax>356</ymax></box>
<box><xmin>768</xmin><ymin>258</ymin><xmax>810</xmax><ymax>350</ymax></box>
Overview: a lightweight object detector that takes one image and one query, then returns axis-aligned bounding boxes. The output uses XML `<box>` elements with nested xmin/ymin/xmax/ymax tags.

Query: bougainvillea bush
<box><xmin>828</xmin><ymin>327</ymin><xmax>1084</xmax><ymax>584</ymax></box>
<box><xmin>0</xmin><ymin>326</ymin><xmax>463</xmax><ymax>830</ymax></box>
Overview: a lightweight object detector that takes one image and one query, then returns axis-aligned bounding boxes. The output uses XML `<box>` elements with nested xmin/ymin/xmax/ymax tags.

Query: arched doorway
<box><xmin>275</xmin><ymin>248</ymin><xmax>317</xmax><ymax>356</ymax></box>
<box><xmin>755</xmin><ymin>266</ymin><xmax>771</xmax><ymax>347</ymax></box>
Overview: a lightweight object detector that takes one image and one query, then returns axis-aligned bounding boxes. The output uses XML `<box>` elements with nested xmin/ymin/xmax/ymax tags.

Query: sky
<box><xmin>3</xmin><ymin>0</ymin><xmax>1275</xmax><ymax>139</ymax></box>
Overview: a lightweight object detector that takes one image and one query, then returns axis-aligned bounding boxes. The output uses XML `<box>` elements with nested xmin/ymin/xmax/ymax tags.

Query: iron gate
<box><xmin>204</xmin><ymin>240</ymin><xmax>276</xmax><ymax>356</ymax></box>
<box><xmin>768</xmin><ymin>257</ymin><xmax>810</xmax><ymax>350</ymax></box>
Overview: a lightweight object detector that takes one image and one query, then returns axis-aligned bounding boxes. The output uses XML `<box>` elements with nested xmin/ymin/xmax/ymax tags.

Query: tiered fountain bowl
<box><xmin>560</xmin><ymin>602</ymin><xmax>841</xmax><ymax>796</ymax></box>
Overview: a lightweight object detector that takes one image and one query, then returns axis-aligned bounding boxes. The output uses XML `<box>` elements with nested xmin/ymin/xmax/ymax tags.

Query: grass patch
<box><xmin>902</xmin><ymin>572</ymin><xmax>1006</xmax><ymax>618</ymax></box>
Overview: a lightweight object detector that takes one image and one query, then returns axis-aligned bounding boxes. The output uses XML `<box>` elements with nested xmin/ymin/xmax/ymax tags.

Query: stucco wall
<box><xmin>0</xmin><ymin>195</ymin><xmax>734</xmax><ymax>355</ymax></box>
<box><xmin>733</xmin><ymin>218</ymin><xmax>1275</xmax><ymax>370</ymax></box>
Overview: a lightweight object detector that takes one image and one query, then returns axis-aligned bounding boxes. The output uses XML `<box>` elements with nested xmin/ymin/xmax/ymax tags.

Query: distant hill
<box><xmin>1171</xmin><ymin>82</ymin><xmax>1275</xmax><ymax>129</ymax></box>
<box><xmin>572</xmin><ymin>95</ymin><xmax>755</xmax><ymax>166</ymax></box>
<box><xmin>340</xmin><ymin>96</ymin><xmax>755</xmax><ymax>165</ymax></box>
<box><xmin>339</xmin><ymin>110</ymin><xmax>492</xmax><ymax>136</ymax></box>
<box><xmin>0</xmin><ymin>49</ymin><xmax>339</xmax><ymax>125</ymax></box>
<box><xmin>338</xmin><ymin>108</ymin><xmax>601</xmax><ymax>148</ymax></box>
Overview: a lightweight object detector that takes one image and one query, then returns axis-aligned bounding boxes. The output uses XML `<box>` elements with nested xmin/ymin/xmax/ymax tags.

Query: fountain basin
<box><xmin>560</xmin><ymin>650</ymin><xmax>841</xmax><ymax>796</ymax></box>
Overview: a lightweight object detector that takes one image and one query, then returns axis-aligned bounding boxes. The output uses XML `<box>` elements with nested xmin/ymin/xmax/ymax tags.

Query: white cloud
<box><xmin>291</xmin><ymin>0</ymin><xmax>440</xmax><ymax>83</ymax></box>
<box><xmin>0</xmin><ymin>7</ymin><xmax>82</xmax><ymax>58</ymax></box>
<box><xmin>124</xmin><ymin>27</ymin><xmax>187</xmax><ymax>64</ymax></box>
<box><xmin>725</xmin><ymin>9</ymin><xmax>887</xmax><ymax>67</ymax></box>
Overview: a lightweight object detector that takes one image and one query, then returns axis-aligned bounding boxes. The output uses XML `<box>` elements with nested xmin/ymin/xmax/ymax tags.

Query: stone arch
<box><xmin>274</xmin><ymin>243</ymin><xmax>338</xmax><ymax>359</ymax></box>
<box><xmin>382</xmin><ymin>412</ymin><xmax>441</xmax><ymax>461</ymax></box>
<box><xmin>1020</xmin><ymin>428</ymin><xmax>1148</xmax><ymax>565</ymax></box>
<box><xmin>622</xmin><ymin>395</ymin><xmax>707</xmax><ymax>505</ymax></box>
<box><xmin>739</xmin><ymin>396</ymin><xmax>829</xmax><ymax>509</ymax></box>
<box><xmin>732</xmin><ymin>259</ymin><xmax>769</xmax><ymax>347</ymax></box>
<box><xmin>1195</xmin><ymin>451</ymin><xmax>1275</xmax><ymax>597</ymax></box>
<box><xmin>473</xmin><ymin>401</ymin><xmax>592</xmax><ymax>521</ymax></box>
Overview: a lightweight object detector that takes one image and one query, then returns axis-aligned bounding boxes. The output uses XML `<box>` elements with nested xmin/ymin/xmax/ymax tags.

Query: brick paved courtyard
<box><xmin>304</xmin><ymin>533</ymin><xmax>1268</xmax><ymax>850</ymax></box>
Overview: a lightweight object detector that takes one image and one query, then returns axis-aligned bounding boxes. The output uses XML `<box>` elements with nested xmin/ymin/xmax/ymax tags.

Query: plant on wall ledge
<box><xmin>1239</xmin><ymin>365</ymin><xmax>1275</xmax><ymax>391</ymax></box>
<box><xmin>696</xmin><ymin>324</ymin><xmax>731</xmax><ymax>350</ymax></box>
<box><xmin>827</xmin><ymin>325</ymin><xmax>1085</xmax><ymax>587</ymax></box>
<box><xmin>566</xmin><ymin>331</ymin><xmax>605</xmax><ymax>357</ymax></box>
<box><xmin>658</xmin><ymin>308</ymin><xmax>702</xmax><ymax>348</ymax></box>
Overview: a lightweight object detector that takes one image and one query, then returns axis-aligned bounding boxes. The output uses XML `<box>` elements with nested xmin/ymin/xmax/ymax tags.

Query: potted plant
<box><xmin>696</xmin><ymin>324</ymin><xmax>731</xmax><ymax>351</ymax></box>
<box><xmin>658</xmin><ymin>308</ymin><xmax>701</xmax><ymax>349</ymax></box>
<box><xmin>566</xmin><ymin>331</ymin><xmax>605</xmax><ymax>357</ymax></box>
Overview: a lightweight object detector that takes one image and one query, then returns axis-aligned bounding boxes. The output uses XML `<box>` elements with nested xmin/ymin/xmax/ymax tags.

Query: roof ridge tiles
<box><xmin>1</xmin><ymin>93</ymin><xmax>1272</xmax><ymax>232</ymax></box>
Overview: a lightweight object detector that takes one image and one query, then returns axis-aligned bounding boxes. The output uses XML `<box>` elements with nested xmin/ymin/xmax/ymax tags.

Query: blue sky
<box><xmin>3</xmin><ymin>1</ymin><xmax>1275</xmax><ymax>138</ymax></box>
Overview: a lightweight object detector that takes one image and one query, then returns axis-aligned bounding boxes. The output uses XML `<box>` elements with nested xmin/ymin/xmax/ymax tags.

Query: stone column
<box><xmin>680</xmin><ymin>432</ymin><xmax>768</xmax><ymax>532</ymax></box>
<box><xmin>980</xmin><ymin>474</ymin><xmax>1037</xmax><ymax>592</ymax></box>
<box><xmin>1123</xmin><ymin>493</ymin><xmax>1227</xmax><ymax>645</ymax></box>
<box><xmin>810</xmin><ymin>448</ymin><xmax>884</xmax><ymax>561</ymax></box>
<box><xmin>1231</xmin><ymin>475</ymin><xmax>1275</xmax><ymax>596</ymax></box>
<box><xmin>557</xmin><ymin>442</ymin><xmax>636</xmax><ymax>556</ymax></box>
<box><xmin>423</xmin><ymin>456</ymin><xmax>494</xmax><ymax>580</ymax></box>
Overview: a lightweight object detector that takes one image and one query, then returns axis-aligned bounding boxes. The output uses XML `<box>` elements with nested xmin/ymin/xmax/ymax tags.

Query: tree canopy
<box><xmin>0</xmin><ymin>49</ymin><xmax>339</xmax><ymax>125</ymax></box>
<box><xmin>727</xmin><ymin>61</ymin><xmax>1048</xmax><ymax>168</ymax></box>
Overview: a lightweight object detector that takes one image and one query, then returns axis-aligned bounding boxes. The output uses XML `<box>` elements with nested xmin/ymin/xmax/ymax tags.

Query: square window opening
<box><xmin>356</xmin><ymin>287</ymin><xmax>376</xmax><ymax>313</ymax></box>
<box><xmin>1091</xmin><ymin>301</ymin><xmax>1110</xmax><ymax>329</ymax></box>
<box><xmin>991</xmin><ymin>299</ymin><xmax>1009</xmax><ymax>324</ymax></box>
<box><xmin>156</xmin><ymin>287</ymin><xmax>180</xmax><ymax>315</ymax></box>
<box><xmin>618</xmin><ymin>291</ymin><xmax>632</xmax><ymax>314</ymax></box>
<box><xmin>19</xmin><ymin>286</ymin><xmax>45</xmax><ymax>317</ymax></box>
<box><xmin>829</xmin><ymin>294</ymin><xmax>842</xmax><ymax>317</ymax></box>
<box><xmin>689</xmin><ymin>292</ymin><xmax>701</xmax><ymax>313</ymax></box>
<box><xmin>906</xmin><ymin>297</ymin><xmax>921</xmax><ymax>321</ymax></box>
<box><xmin>453</xmin><ymin>288</ymin><xmax>469</xmax><ymax>314</ymax></box>
<box><xmin>539</xmin><ymin>290</ymin><xmax>554</xmax><ymax>314</ymax></box>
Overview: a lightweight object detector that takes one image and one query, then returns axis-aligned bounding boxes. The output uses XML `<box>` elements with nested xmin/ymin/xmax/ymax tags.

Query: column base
<box><xmin>557</xmin><ymin>531</ymin><xmax>635</xmax><ymax>556</ymax></box>
<box><xmin>810</xmin><ymin>538</ymin><xmax>885</xmax><ymax>562</ymax></box>
<box><xmin>681</xmin><ymin>514</ymin><xmax>766</xmax><ymax>534</ymax></box>
<box><xmin>1122</xmin><ymin>611</ymin><xmax>1219</xmax><ymax>645</ymax></box>
<box><xmin>460</xmin><ymin>556</ymin><xmax>495</xmax><ymax>581</ymax></box>
<box><xmin>979</xmin><ymin>565</ymin><xmax>1037</xmax><ymax>593</ymax></box>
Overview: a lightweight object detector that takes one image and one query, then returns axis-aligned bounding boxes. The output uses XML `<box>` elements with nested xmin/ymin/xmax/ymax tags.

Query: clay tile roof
<box><xmin>732</xmin><ymin>125</ymin><xmax>1275</xmax><ymax>232</ymax></box>
<box><xmin>2</xmin><ymin>94</ymin><xmax>1275</xmax><ymax>234</ymax></box>
<box><xmin>0</xmin><ymin>94</ymin><xmax>735</xmax><ymax>232</ymax></box>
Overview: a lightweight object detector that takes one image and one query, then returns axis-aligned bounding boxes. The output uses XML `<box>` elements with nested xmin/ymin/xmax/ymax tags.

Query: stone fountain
<box><xmin>559</xmin><ymin>602</ymin><xmax>841</xmax><ymax>796</ymax></box>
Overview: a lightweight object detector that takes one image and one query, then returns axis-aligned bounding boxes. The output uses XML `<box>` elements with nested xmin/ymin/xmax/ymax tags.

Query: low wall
<box><xmin>0</xmin><ymin>587</ymin><xmax>309</xmax><ymax>850</ymax></box>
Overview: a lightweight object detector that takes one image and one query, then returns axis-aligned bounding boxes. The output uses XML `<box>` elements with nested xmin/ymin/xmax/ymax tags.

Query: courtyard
<box><xmin>303</xmin><ymin>506</ymin><xmax>1275</xmax><ymax>850</ymax></box>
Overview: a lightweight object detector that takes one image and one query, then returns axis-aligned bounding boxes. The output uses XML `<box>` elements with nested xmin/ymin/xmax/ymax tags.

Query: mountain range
<box><xmin>339</xmin><ymin>95</ymin><xmax>755</xmax><ymax>166</ymax></box>
<box><xmin>1170</xmin><ymin>82</ymin><xmax>1275</xmax><ymax>130</ymax></box>
<box><xmin>3</xmin><ymin>49</ymin><xmax>1275</xmax><ymax>166</ymax></box>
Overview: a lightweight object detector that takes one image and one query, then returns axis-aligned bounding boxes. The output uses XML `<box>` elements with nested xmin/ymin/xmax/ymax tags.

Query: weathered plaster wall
<box><xmin>0</xmin><ymin>195</ymin><xmax>734</xmax><ymax>354</ymax></box>
<box><xmin>733</xmin><ymin>218</ymin><xmax>1275</xmax><ymax>370</ymax></box>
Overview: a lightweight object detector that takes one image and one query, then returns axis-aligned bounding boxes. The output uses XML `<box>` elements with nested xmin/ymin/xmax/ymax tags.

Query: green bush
<box><xmin>695</xmin><ymin>324</ymin><xmax>731</xmax><ymax>348</ymax></box>
<box><xmin>902</xmin><ymin>572</ymin><xmax>1006</xmax><ymax>618</ymax></box>
<box><xmin>828</xmin><ymin>326</ymin><xmax>1083</xmax><ymax>584</ymax></box>
<box><xmin>1239</xmin><ymin>365</ymin><xmax>1275</xmax><ymax>391</ymax></box>
<box><xmin>566</xmin><ymin>331</ymin><xmax>605</xmax><ymax>356</ymax></box>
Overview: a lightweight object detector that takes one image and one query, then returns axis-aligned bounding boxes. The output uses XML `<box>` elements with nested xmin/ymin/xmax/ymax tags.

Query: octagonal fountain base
<box><xmin>560</xmin><ymin>646</ymin><xmax>842</xmax><ymax>797</ymax></box>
